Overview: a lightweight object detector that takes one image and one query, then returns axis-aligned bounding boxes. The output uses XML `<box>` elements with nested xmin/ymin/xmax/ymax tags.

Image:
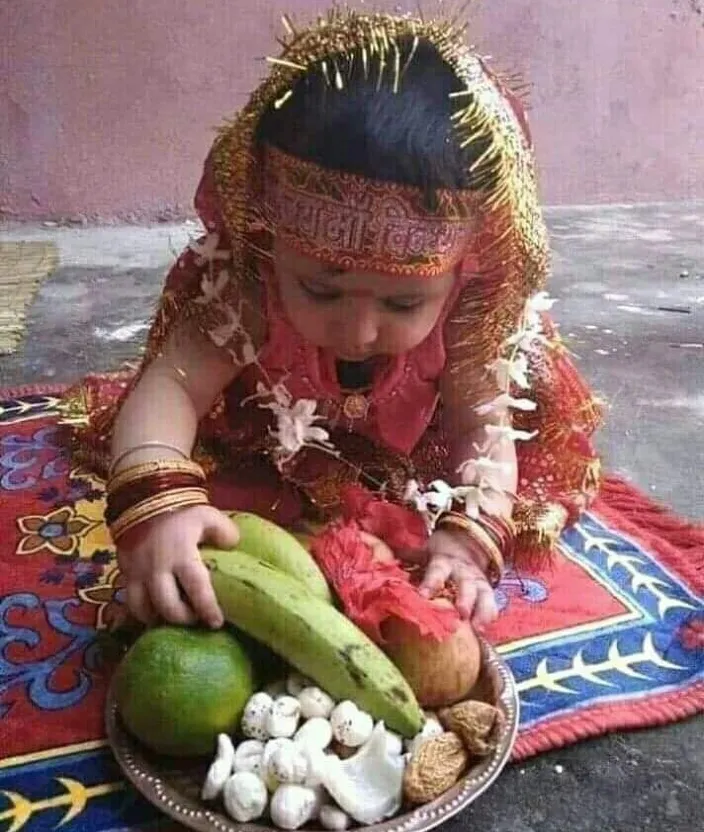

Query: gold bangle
<box><xmin>110</xmin><ymin>493</ymin><xmax>209</xmax><ymax>542</ymax></box>
<box><xmin>107</xmin><ymin>459</ymin><xmax>206</xmax><ymax>493</ymax></box>
<box><xmin>111</xmin><ymin>495</ymin><xmax>209</xmax><ymax>542</ymax></box>
<box><xmin>109</xmin><ymin>488</ymin><xmax>208</xmax><ymax>539</ymax></box>
<box><xmin>109</xmin><ymin>442</ymin><xmax>190</xmax><ymax>477</ymax></box>
<box><xmin>110</xmin><ymin>487</ymin><xmax>208</xmax><ymax>531</ymax></box>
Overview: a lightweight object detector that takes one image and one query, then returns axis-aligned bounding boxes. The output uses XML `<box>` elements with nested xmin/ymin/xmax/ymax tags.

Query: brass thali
<box><xmin>106</xmin><ymin>639</ymin><xmax>519</xmax><ymax>832</ymax></box>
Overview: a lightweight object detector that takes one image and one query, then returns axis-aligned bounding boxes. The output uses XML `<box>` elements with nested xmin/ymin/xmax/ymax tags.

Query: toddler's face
<box><xmin>273</xmin><ymin>242</ymin><xmax>456</xmax><ymax>360</ymax></box>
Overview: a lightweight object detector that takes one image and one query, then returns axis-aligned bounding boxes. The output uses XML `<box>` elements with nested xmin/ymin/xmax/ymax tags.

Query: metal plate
<box><xmin>106</xmin><ymin>639</ymin><xmax>519</xmax><ymax>832</ymax></box>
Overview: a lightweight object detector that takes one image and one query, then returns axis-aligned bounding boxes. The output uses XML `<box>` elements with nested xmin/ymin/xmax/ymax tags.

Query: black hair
<box><xmin>256</xmin><ymin>38</ymin><xmax>496</xmax><ymax>200</ymax></box>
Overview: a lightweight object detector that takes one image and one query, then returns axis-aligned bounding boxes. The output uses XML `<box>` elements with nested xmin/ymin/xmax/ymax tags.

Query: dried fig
<box><xmin>438</xmin><ymin>700</ymin><xmax>504</xmax><ymax>756</ymax></box>
<box><xmin>403</xmin><ymin>732</ymin><xmax>468</xmax><ymax>805</ymax></box>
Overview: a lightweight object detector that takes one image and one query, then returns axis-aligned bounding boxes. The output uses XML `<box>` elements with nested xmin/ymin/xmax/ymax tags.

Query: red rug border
<box><xmin>513</xmin><ymin>680</ymin><xmax>704</xmax><ymax>760</ymax></box>
<box><xmin>2</xmin><ymin>382</ymin><xmax>702</xmax><ymax>763</ymax></box>
<box><xmin>506</xmin><ymin>477</ymin><xmax>704</xmax><ymax>760</ymax></box>
<box><xmin>594</xmin><ymin>477</ymin><xmax>703</xmax><ymax>594</ymax></box>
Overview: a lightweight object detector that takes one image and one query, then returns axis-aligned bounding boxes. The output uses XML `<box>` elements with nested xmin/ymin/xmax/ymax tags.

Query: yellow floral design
<box><xmin>15</xmin><ymin>467</ymin><xmax>114</xmax><ymax>561</ymax></box>
<box><xmin>78</xmin><ymin>564</ymin><xmax>125</xmax><ymax>631</ymax></box>
<box><xmin>16</xmin><ymin>505</ymin><xmax>102</xmax><ymax>557</ymax></box>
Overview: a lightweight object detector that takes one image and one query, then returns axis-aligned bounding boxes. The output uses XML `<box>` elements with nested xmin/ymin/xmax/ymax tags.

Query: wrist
<box><xmin>434</xmin><ymin>511</ymin><xmax>508</xmax><ymax>586</ymax></box>
<box><xmin>110</xmin><ymin>441</ymin><xmax>190</xmax><ymax>476</ymax></box>
<box><xmin>106</xmin><ymin>458</ymin><xmax>208</xmax><ymax>543</ymax></box>
<box><xmin>436</xmin><ymin>525</ymin><xmax>490</xmax><ymax>571</ymax></box>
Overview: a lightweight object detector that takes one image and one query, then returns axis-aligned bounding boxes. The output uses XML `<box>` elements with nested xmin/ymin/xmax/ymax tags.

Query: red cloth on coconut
<box><xmin>339</xmin><ymin>484</ymin><xmax>428</xmax><ymax>551</ymax></box>
<box><xmin>311</xmin><ymin>488</ymin><xmax>459</xmax><ymax>643</ymax></box>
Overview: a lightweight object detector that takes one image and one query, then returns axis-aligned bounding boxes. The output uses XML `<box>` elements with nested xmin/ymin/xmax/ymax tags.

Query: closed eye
<box><xmin>383</xmin><ymin>297</ymin><xmax>424</xmax><ymax>313</ymax></box>
<box><xmin>299</xmin><ymin>279</ymin><xmax>343</xmax><ymax>302</ymax></box>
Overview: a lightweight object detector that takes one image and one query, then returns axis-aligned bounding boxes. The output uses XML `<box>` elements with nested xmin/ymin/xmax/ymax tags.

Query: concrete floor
<box><xmin>1</xmin><ymin>203</ymin><xmax>703</xmax><ymax>830</ymax></box>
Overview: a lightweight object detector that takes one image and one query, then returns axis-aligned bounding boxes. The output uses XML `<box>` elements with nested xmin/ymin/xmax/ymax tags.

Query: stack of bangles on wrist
<box><xmin>106</xmin><ymin>458</ymin><xmax>208</xmax><ymax>542</ymax></box>
<box><xmin>435</xmin><ymin>510</ymin><xmax>515</xmax><ymax>586</ymax></box>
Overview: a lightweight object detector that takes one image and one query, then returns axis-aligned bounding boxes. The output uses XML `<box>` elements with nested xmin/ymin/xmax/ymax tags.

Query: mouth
<box><xmin>336</xmin><ymin>352</ymin><xmax>375</xmax><ymax>363</ymax></box>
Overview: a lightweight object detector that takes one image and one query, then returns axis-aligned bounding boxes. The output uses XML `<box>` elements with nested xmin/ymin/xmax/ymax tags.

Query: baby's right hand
<box><xmin>116</xmin><ymin>505</ymin><xmax>239</xmax><ymax>629</ymax></box>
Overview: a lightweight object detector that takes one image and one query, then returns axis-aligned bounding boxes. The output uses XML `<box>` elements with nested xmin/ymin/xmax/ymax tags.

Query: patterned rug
<box><xmin>1</xmin><ymin>386</ymin><xmax>702</xmax><ymax>832</ymax></box>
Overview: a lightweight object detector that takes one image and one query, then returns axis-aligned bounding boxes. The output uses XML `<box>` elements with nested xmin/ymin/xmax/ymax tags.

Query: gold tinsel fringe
<box><xmin>513</xmin><ymin>500</ymin><xmax>569</xmax><ymax>561</ymax></box>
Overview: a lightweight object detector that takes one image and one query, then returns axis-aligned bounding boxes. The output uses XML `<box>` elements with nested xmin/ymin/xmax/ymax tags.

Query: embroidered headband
<box><xmin>262</xmin><ymin>145</ymin><xmax>480</xmax><ymax>277</ymax></box>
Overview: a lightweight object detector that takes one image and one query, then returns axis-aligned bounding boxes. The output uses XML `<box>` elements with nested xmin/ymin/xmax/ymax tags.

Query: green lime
<box><xmin>115</xmin><ymin>625</ymin><xmax>255</xmax><ymax>756</ymax></box>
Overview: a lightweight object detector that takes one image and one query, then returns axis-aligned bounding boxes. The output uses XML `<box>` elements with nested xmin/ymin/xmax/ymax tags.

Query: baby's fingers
<box><xmin>177</xmin><ymin>558</ymin><xmax>223</xmax><ymax>629</ymax></box>
<box><xmin>419</xmin><ymin>556</ymin><xmax>453</xmax><ymax>598</ymax></box>
<box><xmin>125</xmin><ymin>581</ymin><xmax>157</xmax><ymax>625</ymax></box>
<box><xmin>149</xmin><ymin>573</ymin><xmax>197</xmax><ymax>626</ymax></box>
<box><xmin>455</xmin><ymin>573</ymin><xmax>479</xmax><ymax>621</ymax></box>
<box><xmin>471</xmin><ymin>582</ymin><xmax>498</xmax><ymax>630</ymax></box>
<box><xmin>455</xmin><ymin>563</ymin><xmax>498</xmax><ymax>630</ymax></box>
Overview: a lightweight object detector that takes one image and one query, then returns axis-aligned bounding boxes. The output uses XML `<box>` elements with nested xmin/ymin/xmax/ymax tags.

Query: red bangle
<box><xmin>478</xmin><ymin>512</ymin><xmax>516</xmax><ymax>559</ymax></box>
<box><xmin>105</xmin><ymin>473</ymin><xmax>206</xmax><ymax>524</ymax></box>
<box><xmin>109</xmin><ymin>488</ymin><xmax>209</xmax><ymax>542</ymax></box>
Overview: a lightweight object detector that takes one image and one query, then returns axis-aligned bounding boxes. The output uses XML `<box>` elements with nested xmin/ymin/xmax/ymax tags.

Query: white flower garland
<box><xmin>191</xmin><ymin>234</ymin><xmax>337</xmax><ymax>469</ymax></box>
<box><xmin>404</xmin><ymin>291</ymin><xmax>556</xmax><ymax>529</ymax></box>
<box><xmin>190</xmin><ymin>234</ymin><xmax>554</xmax><ymax>497</ymax></box>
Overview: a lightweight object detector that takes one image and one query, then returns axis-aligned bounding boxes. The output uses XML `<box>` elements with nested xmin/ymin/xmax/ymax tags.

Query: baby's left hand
<box><xmin>419</xmin><ymin>528</ymin><xmax>499</xmax><ymax>630</ymax></box>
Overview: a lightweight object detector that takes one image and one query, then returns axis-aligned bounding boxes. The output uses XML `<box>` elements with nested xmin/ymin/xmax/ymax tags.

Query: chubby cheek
<box><xmin>278</xmin><ymin>286</ymin><xmax>330</xmax><ymax>347</ymax></box>
<box><xmin>379</xmin><ymin>315</ymin><xmax>440</xmax><ymax>353</ymax></box>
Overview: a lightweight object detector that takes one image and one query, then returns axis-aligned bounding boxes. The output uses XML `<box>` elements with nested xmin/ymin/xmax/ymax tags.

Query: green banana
<box><xmin>229</xmin><ymin>512</ymin><xmax>332</xmax><ymax>603</ymax></box>
<box><xmin>201</xmin><ymin>548</ymin><xmax>424</xmax><ymax>737</ymax></box>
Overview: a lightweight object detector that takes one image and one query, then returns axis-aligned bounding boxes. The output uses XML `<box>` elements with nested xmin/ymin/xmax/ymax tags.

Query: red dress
<box><xmin>60</xmin><ymin>235</ymin><xmax>602</xmax><ymax>560</ymax></box>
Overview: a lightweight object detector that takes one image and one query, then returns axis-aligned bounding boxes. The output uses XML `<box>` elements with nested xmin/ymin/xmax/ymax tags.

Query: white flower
<box><xmin>243</xmin><ymin>380</ymin><xmax>293</xmax><ymax>411</ymax></box>
<box><xmin>189</xmin><ymin>232</ymin><xmax>231</xmax><ymax>266</ymax></box>
<box><xmin>195</xmin><ymin>268</ymin><xmax>230</xmax><ymax>305</ymax></box>
<box><xmin>424</xmin><ymin>479</ymin><xmax>458</xmax><ymax>513</ymax></box>
<box><xmin>482</xmin><ymin>423</ymin><xmax>538</xmax><ymax>445</ymax></box>
<box><xmin>505</xmin><ymin>322</ymin><xmax>549</xmax><ymax>352</ymax></box>
<box><xmin>260</xmin><ymin>395</ymin><xmax>335</xmax><ymax>463</ymax></box>
<box><xmin>404</xmin><ymin>478</ymin><xmax>478</xmax><ymax>524</ymax></box>
<box><xmin>404</xmin><ymin>479</ymin><xmax>462</xmax><ymax>520</ymax></box>
<box><xmin>273</xmin><ymin>410</ymin><xmax>333</xmax><ymax>458</ymax></box>
<box><xmin>403</xmin><ymin>479</ymin><xmax>430</xmax><ymax>513</ymax></box>
<box><xmin>209</xmin><ymin>304</ymin><xmax>243</xmax><ymax>348</ymax></box>
<box><xmin>475</xmin><ymin>393</ymin><xmax>537</xmax><ymax>417</ymax></box>
<box><xmin>457</xmin><ymin>455</ymin><xmax>511</xmax><ymax>486</ymax></box>
<box><xmin>487</xmin><ymin>353</ymin><xmax>530</xmax><ymax>389</ymax></box>
<box><xmin>526</xmin><ymin>290</ymin><xmax>556</xmax><ymax>317</ymax></box>
<box><xmin>240</xmin><ymin>341</ymin><xmax>258</xmax><ymax>365</ymax></box>
<box><xmin>451</xmin><ymin>483</ymin><xmax>500</xmax><ymax>520</ymax></box>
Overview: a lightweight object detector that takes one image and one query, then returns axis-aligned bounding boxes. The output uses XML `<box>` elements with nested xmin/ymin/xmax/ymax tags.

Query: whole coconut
<box><xmin>381</xmin><ymin>599</ymin><xmax>482</xmax><ymax>708</ymax></box>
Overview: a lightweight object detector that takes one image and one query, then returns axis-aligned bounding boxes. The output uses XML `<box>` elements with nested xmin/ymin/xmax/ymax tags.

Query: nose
<box><xmin>336</xmin><ymin>300</ymin><xmax>379</xmax><ymax>356</ymax></box>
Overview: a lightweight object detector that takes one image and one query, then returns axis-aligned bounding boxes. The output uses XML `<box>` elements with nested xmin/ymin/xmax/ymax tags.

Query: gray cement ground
<box><xmin>1</xmin><ymin>203</ymin><xmax>702</xmax><ymax>831</ymax></box>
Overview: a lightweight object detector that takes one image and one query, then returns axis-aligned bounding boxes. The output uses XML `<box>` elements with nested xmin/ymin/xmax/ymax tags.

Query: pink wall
<box><xmin>2</xmin><ymin>1</ymin><xmax>703</xmax><ymax>221</ymax></box>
